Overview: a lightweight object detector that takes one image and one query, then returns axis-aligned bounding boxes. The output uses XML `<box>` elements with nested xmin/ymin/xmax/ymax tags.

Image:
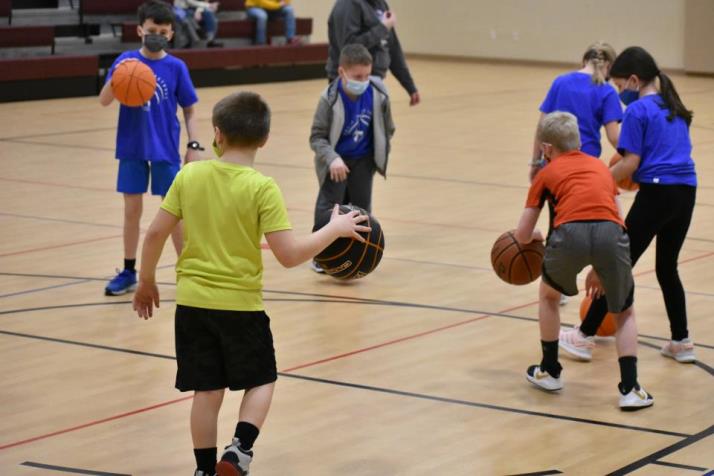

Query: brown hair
<box><xmin>582</xmin><ymin>42</ymin><xmax>616</xmax><ymax>85</ymax></box>
<box><xmin>339</xmin><ymin>44</ymin><xmax>373</xmax><ymax>67</ymax></box>
<box><xmin>212</xmin><ymin>92</ymin><xmax>271</xmax><ymax>148</ymax></box>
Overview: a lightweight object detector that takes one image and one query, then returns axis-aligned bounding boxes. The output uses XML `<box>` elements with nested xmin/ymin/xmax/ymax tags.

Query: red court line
<box><xmin>1</xmin><ymin>250</ymin><xmax>712</xmax><ymax>452</ymax></box>
<box><xmin>0</xmin><ymin>177</ymin><xmax>112</xmax><ymax>193</ymax></box>
<box><xmin>281</xmin><ymin>298</ymin><xmax>539</xmax><ymax>373</ymax></box>
<box><xmin>0</xmin><ymin>395</ymin><xmax>193</xmax><ymax>451</ymax></box>
<box><xmin>0</xmin><ymin>234</ymin><xmax>122</xmax><ymax>258</ymax></box>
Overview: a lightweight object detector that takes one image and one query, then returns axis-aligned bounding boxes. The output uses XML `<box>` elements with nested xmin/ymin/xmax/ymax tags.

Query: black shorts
<box><xmin>174</xmin><ymin>305</ymin><xmax>278</xmax><ymax>392</ymax></box>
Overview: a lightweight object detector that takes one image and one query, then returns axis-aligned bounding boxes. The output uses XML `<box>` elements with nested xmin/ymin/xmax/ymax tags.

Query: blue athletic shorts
<box><xmin>117</xmin><ymin>160</ymin><xmax>180</xmax><ymax>196</ymax></box>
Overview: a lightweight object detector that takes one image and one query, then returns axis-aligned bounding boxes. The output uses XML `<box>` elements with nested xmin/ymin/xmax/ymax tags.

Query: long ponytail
<box><xmin>610</xmin><ymin>46</ymin><xmax>693</xmax><ymax>126</ymax></box>
<box><xmin>658</xmin><ymin>71</ymin><xmax>693</xmax><ymax>126</ymax></box>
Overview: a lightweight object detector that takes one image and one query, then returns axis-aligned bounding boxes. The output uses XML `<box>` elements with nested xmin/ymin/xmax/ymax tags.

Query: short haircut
<box><xmin>138</xmin><ymin>0</ymin><xmax>174</xmax><ymax>26</ymax></box>
<box><xmin>339</xmin><ymin>44</ymin><xmax>373</xmax><ymax>67</ymax></box>
<box><xmin>537</xmin><ymin>111</ymin><xmax>581</xmax><ymax>152</ymax></box>
<box><xmin>212</xmin><ymin>92</ymin><xmax>271</xmax><ymax>148</ymax></box>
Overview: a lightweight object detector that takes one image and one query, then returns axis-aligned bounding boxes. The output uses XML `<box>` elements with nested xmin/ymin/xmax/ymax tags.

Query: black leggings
<box><xmin>580</xmin><ymin>184</ymin><xmax>696</xmax><ymax>340</ymax></box>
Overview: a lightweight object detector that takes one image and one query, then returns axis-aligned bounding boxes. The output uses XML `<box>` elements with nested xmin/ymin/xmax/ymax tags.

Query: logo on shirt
<box><xmin>344</xmin><ymin>111</ymin><xmax>372</xmax><ymax>144</ymax></box>
<box><xmin>142</xmin><ymin>75</ymin><xmax>169</xmax><ymax>111</ymax></box>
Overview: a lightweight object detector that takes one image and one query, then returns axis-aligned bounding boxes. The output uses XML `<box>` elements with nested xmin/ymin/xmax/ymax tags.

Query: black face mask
<box><xmin>144</xmin><ymin>33</ymin><xmax>168</xmax><ymax>53</ymax></box>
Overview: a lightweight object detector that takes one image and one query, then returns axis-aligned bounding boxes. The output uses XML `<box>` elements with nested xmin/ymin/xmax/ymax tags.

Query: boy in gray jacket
<box><xmin>309</xmin><ymin>44</ymin><xmax>395</xmax><ymax>272</ymax></box>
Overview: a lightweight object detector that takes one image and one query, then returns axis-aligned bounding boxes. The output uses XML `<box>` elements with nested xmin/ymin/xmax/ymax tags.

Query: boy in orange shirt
<box><xmin>514</xmin><ymin>111</ymin><xmax>653</xmax><ymax>411</ymax></box>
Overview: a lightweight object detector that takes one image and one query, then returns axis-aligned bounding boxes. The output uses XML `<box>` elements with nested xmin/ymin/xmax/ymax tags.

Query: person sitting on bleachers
<box><xmin>245</xmin><ymin>0</ymin><xmax>300</xmax><ymax>46</ymax></box>
<box><xmin>174</xmin><ymin>0</ymin><xmax>223</xmax><ymax>47</ymax></box>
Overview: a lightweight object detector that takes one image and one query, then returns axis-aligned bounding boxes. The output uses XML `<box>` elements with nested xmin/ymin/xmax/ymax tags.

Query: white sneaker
<box><xmin>194</xmin><ymin>471</ymin><xmax>214</xmax><ymax>476</ymax></box>
<box><xmin>619</xmin><ymin>386</ymin><xmax>654</xmax><ymax>411</ymax></box>
<box><xmin>661</xmin><ymin>338</ymin><xmax>696</xmax><ymax>363</ymax></box>
<box><xmin>309</xmin><ymin>260</ymin><xmax>325</xmax><ymax>274</ymax></box>
<box><xmin>559</xmin><ymin>294</ymin><xmax>569</xmax><ymax>306</ymax></box>
<box><xmin>526</xmin><ymin>365</ymin><xmax>563</xmax><ymax>391</ymax></box>
<box><xmin>216</xmin><ymin>438</ymin><xmax>252</xmax><ymax>476</ymax></box>
<box><xmin>559</xmin><ymin>327</ymin><xmax>595</xmax><ymax>361</ymax></box>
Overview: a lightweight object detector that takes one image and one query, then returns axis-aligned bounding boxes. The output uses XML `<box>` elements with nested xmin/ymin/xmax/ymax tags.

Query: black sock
<box><xmin>540</xmin><ymin>339</ymin><xmax>562</xmax><ymax>377</ymax></box>
<box><xmin>234</xmin><ymin>421</ymin><xmax>260</xmax><ymax>450</ymax></box>
<box><xmin>193</xmin><ymin>447</ymin><xmax>217</xmax><ymax>473</ymax></box>
<box><xmin>579</xmin><ymin>295</ymin><xmax>609</xmax><ymax>337</ymax></box>
<box><xmin>618</xmin><ymin>356</ymin><xmax>638</xmax><ymax>394</ymax></box>
<box><xmin>124</xmin><ymin>258</ymin><xmax>136</xmax><ymax>272</ymax></box>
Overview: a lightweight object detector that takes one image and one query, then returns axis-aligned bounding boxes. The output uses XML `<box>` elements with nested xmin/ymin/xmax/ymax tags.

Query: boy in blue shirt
<box><xmin>99</xmin><ymin>0</ymin><xmax>201</xmax><ymax>295</ymax></box>
<box><xmin>309</xmin><ymin>43</ymin><xmax>395</xmax><ymax>272</ymax></box>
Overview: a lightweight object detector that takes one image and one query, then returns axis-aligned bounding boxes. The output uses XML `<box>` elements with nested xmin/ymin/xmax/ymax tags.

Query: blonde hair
<box><xmin>582</xmin><ymin>42</ymin><xmax>616</xmax><ymax>85</ymax></box>
<box><xmin>537</xmin><ymin>112</ymin><xmax>581</xmax><ymax>152</ymax></box>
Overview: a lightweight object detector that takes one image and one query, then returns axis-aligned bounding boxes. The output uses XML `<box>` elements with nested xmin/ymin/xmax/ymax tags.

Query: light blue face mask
<box><xmin>345</xmin><ymin>78</ymin><xmax>369</xmax><ymax>96</ymax></box>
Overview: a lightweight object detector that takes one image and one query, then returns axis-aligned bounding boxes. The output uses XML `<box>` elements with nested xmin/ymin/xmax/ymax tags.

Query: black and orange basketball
<box><xmin>111</xmin><ymin>59</ymin><xmax>157</xmax><ymax>107</ymax></box>
<box><xmin>579</xmin><ymin>295</ymin><xmax>617</xmax><ymax>337</ymax></box>
<box><xmin>314</xmin><ymin>205</ymin><xmax>385</xmax><ymax>280</ymax></box>
<box><xmin>491</xmin><ymin>230</ymin><xmax>544</xmax><ymax>285</ymax></box>
<box><xmin>609</xmin><ymin>153</ymin><xmax>639</xmax><ymax>192</ymax></box>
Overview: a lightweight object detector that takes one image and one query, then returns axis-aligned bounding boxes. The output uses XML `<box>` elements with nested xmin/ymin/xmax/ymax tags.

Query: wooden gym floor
<box><xmin>0</xmin><ymin>58</ymin><xmax>713</xmax><ymax>475</ymax></box>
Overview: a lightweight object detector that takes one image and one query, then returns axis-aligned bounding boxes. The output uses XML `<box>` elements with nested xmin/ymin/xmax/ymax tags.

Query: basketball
<box><xmin>609</xmin><ymin>153</ymin><xmax>639</xmax><ymax>192</ymax></box>
<box><xmin>490</xmin><ymin>230</ymin><xmax>544</xmax><ymax>285</ymax></box>
<box><xmin>111</xmin><ymin>59</ymin><xmax>157</xmax><ymax>107</ymax></box>
<box><xmin>579</xmin><ymin>295</ymin><xmax>617</xmax><ymax>337</ymax></box>
<box><xmin>314</xmin><ymin>205</ymin><xmax>385</xmax><ymax>280</ymax></box>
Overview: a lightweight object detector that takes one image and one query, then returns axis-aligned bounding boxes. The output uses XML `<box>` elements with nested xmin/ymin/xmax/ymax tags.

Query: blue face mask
<box><xmin>345</xmin><ymin>78</ymin><xmax>369</xmax><ymax>96</ymax></box>
<box><xmin>619</xmin><ymin>89</ymin><xmax>640</xmax><ymax>106</ymax></box>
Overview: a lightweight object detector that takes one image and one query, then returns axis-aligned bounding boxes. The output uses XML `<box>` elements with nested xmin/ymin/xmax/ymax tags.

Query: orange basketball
<box><xmin>491</xmin><ymin>230</ymin><xmax>544</xmax><ymax>285</ymax></box>
<box><xmin>579</xmin><ymin>295</ymin><xmax>617</xmax><ymax>337</ymax></box>
<box><xmin>111</xmin><ymin>59</ymin><xmax>157</xmax><ymax>107</ymax></box>
<box><xmin>609</xmin><ymin>153</ymin><xmax>639</xmax><ymax>192</ymax></box>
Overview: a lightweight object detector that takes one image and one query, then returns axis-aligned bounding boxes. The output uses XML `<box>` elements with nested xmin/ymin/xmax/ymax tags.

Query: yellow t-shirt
<box><xmin>161</xmin><ymin>159</ymin><xmax>292</xmax><ymax>311</ymax></box>
<box><xmin>244</xmin><ymin>0</ymin><xmax>291</xmax><ymax>10</ymax></box>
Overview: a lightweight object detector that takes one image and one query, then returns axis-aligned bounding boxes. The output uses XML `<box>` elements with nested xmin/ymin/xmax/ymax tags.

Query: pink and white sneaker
<box><xmin>661</xmin><ymin>338</ymin><xmax>696</xmax><ymax>363</ymax></box>
<box><xmin>559</xmin><ymin>326</ymin><xmax>595</xmax><ymax>361</ymax></box>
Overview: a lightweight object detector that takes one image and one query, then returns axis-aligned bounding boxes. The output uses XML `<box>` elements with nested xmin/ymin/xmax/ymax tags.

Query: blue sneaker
<box><xmin>104</xmin><ymin>269</ymin><xmax>137</xmax><ymax>296</ymax></box>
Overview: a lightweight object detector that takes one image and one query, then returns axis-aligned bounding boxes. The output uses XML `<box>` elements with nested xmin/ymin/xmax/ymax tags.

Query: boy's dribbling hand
<box><xmin>133</xmin><ymin>280</ymin><xmax>160</xmax><ymax>320</ymax></box>
<box><xmin>329</xmin><ymin>157</ymin><xmax>350</xmax><ymax>182</ymax></box>
<box><xmin>329</xmin><ymin>204</ymin><xmax>371</xmax><ymax>242</ymax></box>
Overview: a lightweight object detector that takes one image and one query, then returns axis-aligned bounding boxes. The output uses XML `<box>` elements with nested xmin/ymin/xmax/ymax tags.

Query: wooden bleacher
<box><xmin>0</xmin><ymin>0</ymin><xmax>326</xmax><ymax>102</ymax></box>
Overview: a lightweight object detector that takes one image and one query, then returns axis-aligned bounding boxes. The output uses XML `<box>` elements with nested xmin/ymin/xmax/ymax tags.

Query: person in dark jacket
<box><xmin>326</xmin><ymin>0</ymin><xmax>420</xmax><ymax>106</ymax></box>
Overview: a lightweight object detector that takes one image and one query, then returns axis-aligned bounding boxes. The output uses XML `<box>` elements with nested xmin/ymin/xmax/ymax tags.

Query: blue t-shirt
<box><xmin>335</xmin><ymin>81</ymin><xmax>374</xmax><ymax>160</ymax></box>
<box><xmin>618</xmin><ymin>94</ymin><xmax>696</xmax><ymax>187</ymax></box>
<box><xmin>540</xmin><ymin>72</ymin><xmax>623</xmax><ymax>158</ymax></box>
<box><xmin>106</xmin><ymin>51</ymin><xmax>198</xmax><ymax>164</ymax></box>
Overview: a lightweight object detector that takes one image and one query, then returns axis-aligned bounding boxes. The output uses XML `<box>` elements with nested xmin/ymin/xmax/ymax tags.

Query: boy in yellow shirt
<box><xmin>245</xmin><ymin>0</ymin><xmax>298</xmax><ymax>45</ymax></box>
<box><xmin>133</xmin><ymin>91</ymin><xmax>369</xmax><ymax>476</ymax></box>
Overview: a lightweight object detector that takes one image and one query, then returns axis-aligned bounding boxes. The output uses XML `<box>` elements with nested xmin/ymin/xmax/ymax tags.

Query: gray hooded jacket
<box><xmin>309</xmin><ymin>78</ymin><xmax>396</xmax><ymax>186</ymax></box>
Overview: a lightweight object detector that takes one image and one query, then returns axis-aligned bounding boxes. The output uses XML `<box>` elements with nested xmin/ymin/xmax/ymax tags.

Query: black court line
<box><xmin>651</xmin><ymin>460</ymin><xmax>709</xmax><ymax>472</ymax></box>
<box><xmin>0</xmin><ymin>212</ymin><xmax>124</xmax><ymax>230</ymax></box>
<box><xmin>2</xmin><ymin>273</ymin><xmax>714</xmax><ymax>352</ymax></box>
<box><xmin>0</xmin><ymin>126</ymin><xmax>116</xmax><ymax>141</ymax></box>
<box><xmin>505</xmin><ymin>471</ymin><xmax>562</xmax><ymax>476</ymax></box>
<box><xmin>20</xmin><ymin>461</ymin><xmax>130</xmax><ymax>475</ymax></box>
<box><xmin>606</xmin><ymin>424</ymin><xmax>714</xmax><ymax>475</ymax></box>
<box><xmin>280</xmin><ymin>373</ymin><xmax>689</xmax><ymax>438</ymax></box>
<box><xmin>3</xmin><ymin>138</ymin><xmax>114</xmax><ymax>153</ymax></box>
<box><xmin>0</xmin><ymin>326</ymin><xmax>695</xmax><ymax>439</ymax></box>
<box><xmin>0</xmin><ymin>279</ymin><xmax>91</xmax><ymax>299</ymax></box>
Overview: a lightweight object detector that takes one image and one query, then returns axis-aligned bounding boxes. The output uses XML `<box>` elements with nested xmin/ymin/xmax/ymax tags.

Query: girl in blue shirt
<box><xmin>562</xmin><ymin>47</ymin><xmax>698</xmax><ymax>364</ymax></box>
<box><xmin>531</xmin><ymin>42</ymin><xmax>623</xmax><ymax>306</ymax></box>
<box><xmin>531</xmin><ymin>42</ymin><xmax>622</xmax><ymax>180</ymax></box>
